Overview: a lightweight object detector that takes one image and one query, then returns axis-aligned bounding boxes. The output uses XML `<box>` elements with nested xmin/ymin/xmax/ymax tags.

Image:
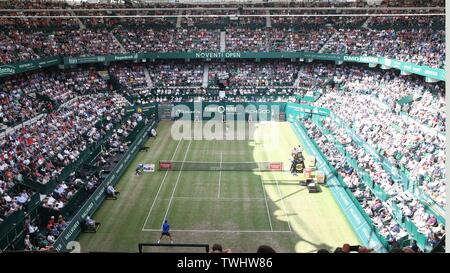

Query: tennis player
<box><xmin>157</xmin><ymin>219</ymin><xmax>173</xmax><ymax>244</ymax></box>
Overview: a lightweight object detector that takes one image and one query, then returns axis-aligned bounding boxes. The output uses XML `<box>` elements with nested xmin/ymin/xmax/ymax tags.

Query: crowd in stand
<box><xmin>0</xmin><ymin>79</ymin><xmax>47</xmax><ymax>128</ymax></box>
<box><xmin>60</xmin><ymin>29</ymin><xmax>125</xmax><ymax>57</ymax></box>
<box><xmin>320</xmin><ymin>115</ymin><xmax>444</xmax><ymax>246</ymax></box>
<box><xmin>108</xmin><ymin>61</ymin><xmax>301</xmax><ymax>102</ymax></box>
<box><xmin>0</xmin><ymin>2</ymin><xmax>445</xmax><ymax>69</ymax></box>
<box><xmin>108</xmin><ymin>61</ymin><xmax>445</xmax><ymax>111</ymax></box>
<box><xmin>24</xmin><ymin>214</ymin><xmax>68</xmax><ymax>251</ymax></box>
<box><xmin>225</xmin><ymin>28</ymin><xmax>334</xmax><ymax>52</ymax></box>
<box><xmin>313</xmin><ymin>87</ymin><xmax>445</xmax><ymax>209</ymax></box>
<box><xmin>173</xmin><ymin>29</ymin><xmax>220</xmax><ymax>52</ymax></box>
<box><xmin>41</xmin><ymin>110</ymin><xmax>143</xmax><ymax>212</ymax></box>
<box><xmin>0</xmin><ymin>32</ymin><xmax>39</xmax><ymax>64</ymax></box>
<box><xmin>318</xmin><ymin>241</ymin><xmax>429</xmax><ymax>253</ymax></box>
<box><xmin>368</xmin><ymin>16</ymin><xmax>444</xmax><ymax>30</ymax></box>
<box><xmin>209</xmin><ymin>61</ymin><xmax>298</xmax><ymax>87</ymax></box>
<box><xmin>0</xmin><ymin>66</ymin><xmax>124</xmax><ymax>227</ymax></box>
<box><xmin>322</xmin><ymin>28</ymin><xmax>445</xmax><ymax>69</ymax></box>
<box><xmin>332</xmin><ymin>66</ymin><xmax>445</xmax><ymax>132</ymax></box>
<box><xmin>110</xmin><ymin>64</ymin><xmax>147</xmax><ymax>90</ymax></box>
<box><xmin>2</xmin><ymin>24</ymin><xmax>442</xmax><ymax>68</ymax></box>
<box><xmin>37</xmin><ymin>69</ymin><xmax>109</xmax><ymax>104</ymax></box>
<box><xmin>110</xmin><ymin>62</ymin><xmax>445</xmax><ymax>127</ymax></box>
<box><xmin>0</xmin><ymin>93</ymin><xmax>128</xmax><ymax>192</ymax></box>
<box><xmin>94</xmin><ymin>111</ymin><xmax>144</xmax><ymax>173</ymax></box>
<box><xmin>2</xmin><ymin>89</ymin><xmax>140</xmax><ymax>250</ymax></box>
<box><xmin>183</xmin><ymin>10</ymin><xmax>230</xmax><ymax>27</ymax></box>
<box><xmin>303</xmin><ymin>119</ymin><xmax>410</xmax><ymax>245</ymax></box>
<box><xmin>233</xmin><ymin>9</ymin><xmax>267</xmax><ymax>27</ymax></box>
<box><xmin>151</xmin><ymin>63</ymin><xmax>204</xmax><ymax>87</ymax></box>
<box><xmin>1</xmin><ymin>69</ymin><xmax>109</xmax><ymax>128</ymax></box>
<box><xmin>270</xmin><ymin>10</ymin><xmax>369</xmax><ymax>29</ymax></box>
<box><xmin>77</xmin><ymin>2</ymin><xmax>177</xmax><ymax>29</ymax></box>
<box><xmin>304</xmin><ymin>117</ymin><xmax>446</xmax><ymax>250</ymax></box>
<box><xmin>0</xmin><ymin>0</ymin><xmax>78</xmax><ymax>31</ymax></box>
<box><xmin>321</xmin><ymin>117</ymin><xmax>404</xmax><ymax>198</ymax></box>
<box><xmin>113</xmin><ymin>28</ymin><xmax>220</xmax><ymax>53</ymax></box>
<box><xmin>0</xmin><ymin>187</ymin><xmax>35</xmax><ymax>224</ymax></box>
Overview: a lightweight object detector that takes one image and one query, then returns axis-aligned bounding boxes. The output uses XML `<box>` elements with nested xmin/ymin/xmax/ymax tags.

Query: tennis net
<box><xmin>159</xmin><ymin>161</ymin><xmax>283</xmax><ymax>171</ymax></box>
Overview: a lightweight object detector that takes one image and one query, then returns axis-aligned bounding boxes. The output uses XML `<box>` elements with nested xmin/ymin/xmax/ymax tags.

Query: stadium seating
<box><xmin>0</xmin><ymin>1</ymin><xmax>445</xmax><ymax>69</ymax></box>
<box><xmin>0</xmin><ymin>0</ymin><xmax>445</xmax><ymax>253</ymax></box>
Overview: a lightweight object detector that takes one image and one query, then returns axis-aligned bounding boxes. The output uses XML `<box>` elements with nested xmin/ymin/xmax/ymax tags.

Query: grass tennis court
<box><xmin>78</xmin><ymin>120</ymin><xmax>360</xmax><ymax>253</ymax></box>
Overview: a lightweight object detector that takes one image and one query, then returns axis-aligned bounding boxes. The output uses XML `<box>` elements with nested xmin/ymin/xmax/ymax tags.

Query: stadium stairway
<box><xmin>220</xmin><ymin>31</ymin><xmax>226</xmax><ymax>52</ymax></box>
<box><xmin>202</xmin><ymin>64</ymin><xmax>209</xmax><ymax>88</ymax></box>
<box><xmin>319</xmin><ymin>33</ymin><xmax>337</xmax><ymax>53</ymax></box>
<box><xmin>110</xmin><ymin>32</ymin><xmax>126</xmax><ymax>53</ymax></box>
<box><xmin>293</xmin><ymin>70</ymin><xmax>302</xmax><ymax>88</ymax></box>
<box><xmin>143</xmin><ymin>67</ymin><xmax>154</xmax><ymax>89</ymax></box>
<box><xmin>69</xmin><ymin>7</ymin><xmax>85</xmax><ymax>29</ymax></box>
<box><xmin>266</xmin><ymin>10</ymin><xmax>271</xmax><ymax>28</ymax></box>
<box><xmin>177</xmin><ymin>10</ymin><xmax>184</xmax><ymax>28</ymax></box>
<box><xmin>362</xmin><ymin>17</ymin><xmax>372</xmax><ymax>29</ymax></box>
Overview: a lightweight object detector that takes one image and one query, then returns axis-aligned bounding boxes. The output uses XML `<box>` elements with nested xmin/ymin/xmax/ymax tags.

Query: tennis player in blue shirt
<box><xmin>157</xmin><ymin>220</ymin><xmax>173</xmax><ymax>244</ymax></box>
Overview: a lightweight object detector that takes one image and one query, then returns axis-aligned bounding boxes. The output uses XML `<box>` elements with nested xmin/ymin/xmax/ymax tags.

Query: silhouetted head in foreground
<box><xmin>256</xmin><ymin>245</ymin><xmax>276</xmax><ymax>253</ymax></box>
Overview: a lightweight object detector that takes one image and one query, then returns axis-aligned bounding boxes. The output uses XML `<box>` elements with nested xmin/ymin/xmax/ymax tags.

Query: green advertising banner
<box><xmin>285</xmin><ymin>102</ymin><xmax>330</xmax><ymax>121</ymax></box>
<box><xmin>379</xmin><ymin>57</ymin><xmax>445</xmax><ymax>81</ymax></box>
<box><xmin>0</xmin><ymin>57</ymin><xmax>61</xmax><ymax>78</ymax></box>
<box><xmin>171</xmin><ymin>102</ymin><xmax>287</xmax><ymax>121</ymax></box>
<box><xmin>63</xmin><ymin>52</ymin><xmax>445</xmax><ymax>81</ymax></box>
<box><xmin>1</xmin><ymin>52</ymin><xmax>444</xmax><ymax>81</ymax></box>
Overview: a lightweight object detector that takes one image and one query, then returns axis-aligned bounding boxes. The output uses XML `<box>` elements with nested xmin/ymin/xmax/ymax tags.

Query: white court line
<box><xmin>162</xmin><ymin>140</ymin><xmax>192</xmax><ymax>224</ymax></box>
<box><xmin>218</xmin><ymin>152</ymin><xmax>223</xmax><ymax>198</ymax></box>
<box><xmin>141</xmin><ymin>140</ymin><xmax>182</xmax><ymax>231</ymax></box>
<box><xmin>275</xmin><ymin>180</ymin><xmax>292</xmax><ymax>232</ymax></box>
<box><xmin>157</xmin><ymin>160</ymin><xmax>277</xmax><ymax>164</ymax></box>
<box><xmin>260</xmin><ymin>176</ymin><xmax>274</xmax><ymax>232</ymax></box>
<box><xmin>160</xmin><ymin>196</ymin><xmax>266</xmax><ymax>201</ymax></box>
<box><xmin>141</xmin><ymin>229</ymin><xmax>291</xmax><ymax>233</ymax></box>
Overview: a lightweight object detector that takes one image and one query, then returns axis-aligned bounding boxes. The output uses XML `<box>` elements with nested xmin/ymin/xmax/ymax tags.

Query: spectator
<box><xmin>24</xmin><ymin>235</ymin><xmax>32</xmax><ymax>251</ymax></box>
<box><xmin>85</xmin><ymin>216</ymin><xmax>96</xmax><ymax>230</ymax></box>
<box><xmin>106</xmin><ymin>185</ymin><xmax>117</xmax><ymax>198</ymax></box>
<box><xmin>256</xmin><ymin>245</ymin><xmax>276</xmax><ymax>253</ymax></box>
<box><xmin>210</xmin><ymin>243</ymin><xmax>232</xmax><ymax>253</ymax></box>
